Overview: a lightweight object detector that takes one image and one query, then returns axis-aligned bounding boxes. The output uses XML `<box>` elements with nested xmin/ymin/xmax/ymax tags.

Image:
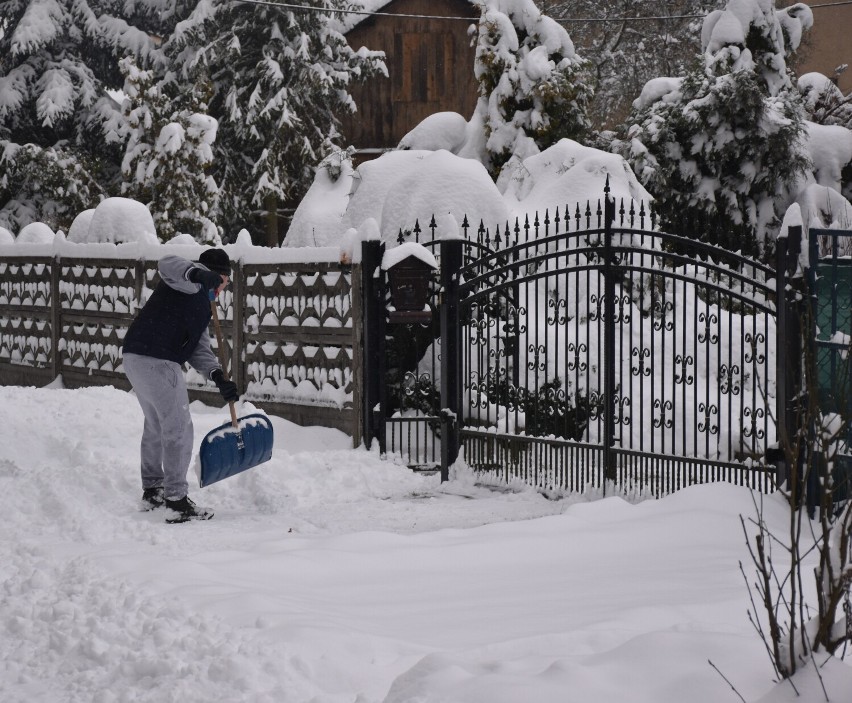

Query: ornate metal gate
<box><xmin>366</xmin><ymin>184</ymin><xmax>779</xmax><ymax>497</ymax></box>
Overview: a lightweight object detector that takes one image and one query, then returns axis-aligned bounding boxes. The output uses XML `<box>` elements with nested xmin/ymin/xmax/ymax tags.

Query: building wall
<box><xmin>795</xmin><ymin>4</ymin><xmax>852</xmax><ymax>94</ymax></box>
<box><xmin>341</xmin><ymin>0</ymin><xmax>479</xmax><ymax>154</ymax></box>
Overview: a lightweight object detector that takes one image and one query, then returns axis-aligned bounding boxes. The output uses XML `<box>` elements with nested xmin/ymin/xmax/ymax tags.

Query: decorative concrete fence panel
<box><xmin>0</xmin><ymin>242</ymin><xmax>361</xmax><ymax>442</ymax></box>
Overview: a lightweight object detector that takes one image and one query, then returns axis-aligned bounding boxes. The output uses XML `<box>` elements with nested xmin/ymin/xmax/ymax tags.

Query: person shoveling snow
<box><xmin>122</xmin><ymin>249</ymin><xmax>238</xmax><ymax>523</ymax></box>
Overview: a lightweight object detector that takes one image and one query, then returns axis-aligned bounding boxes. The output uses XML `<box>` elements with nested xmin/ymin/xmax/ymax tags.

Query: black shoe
<box><xmin>141</xmin><ymin>487</ymin><xmax>165</xmax><ymax>511</ymax></box>
<box><xmin>164</xmin><ymin>495</ymin><xmax>214</xmax><ymax>524</ymax></box>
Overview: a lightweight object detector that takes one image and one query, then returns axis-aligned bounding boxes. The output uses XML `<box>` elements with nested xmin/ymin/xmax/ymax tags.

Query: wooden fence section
<box><xmin>0</xmin><ymin>254</ymin><xmax>361</xmax><ymax>442</ymax></box>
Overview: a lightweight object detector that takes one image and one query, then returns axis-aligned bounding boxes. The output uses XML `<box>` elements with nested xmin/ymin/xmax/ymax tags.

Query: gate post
<box><xmin>361</xmin><ymin>239</ymin><xmax>386</xmax><ymax>451</ymax></box>
<box><xmin>775</xmin><ymin>225</ymin><xmax>813</xmax><ymax>508</ymax></box>
<box><xmin>603</xmin><ymin>191</ymin><xmax>618</xmax><ymax>486</ymax></box>
<box><xmin>50</xmin><ymin>255</ymin><xmax>61</xmax><ymax>381</ymax></box>
<box><xmin>440</xmin><ymin>238</ymin><xmax>463</xmax><ymax>482</ymax></box>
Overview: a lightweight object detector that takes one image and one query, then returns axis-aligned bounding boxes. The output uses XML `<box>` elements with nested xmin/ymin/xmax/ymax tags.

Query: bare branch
<box><xmin>708</xmin><ymin>659</ymin><xmax>747</xmax><ymax>703</ymax></box>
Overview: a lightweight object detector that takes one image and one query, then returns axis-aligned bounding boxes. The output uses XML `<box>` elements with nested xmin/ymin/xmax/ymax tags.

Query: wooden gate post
<box><xmin>440</xmin><ymin>238</ymin><xmax>463</xmax><ymax>482</ymax></box>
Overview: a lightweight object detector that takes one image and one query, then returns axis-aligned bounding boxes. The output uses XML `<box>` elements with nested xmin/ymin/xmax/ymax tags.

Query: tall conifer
<box><xmin>620</xmin><ymin>0</ymin><xmax>813</xmax><ymax>253</ymax></box>
<box><xmin>0</xmin><ymin>0</ymin><xmax>156</xmax><ymax>231</ymax></box>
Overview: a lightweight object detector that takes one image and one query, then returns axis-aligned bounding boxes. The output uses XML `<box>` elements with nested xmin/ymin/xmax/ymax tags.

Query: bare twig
<box><xmin>708</xmin><ymin>659</ymin><xmax>747</xmax><ymax>703</ymax></box>
<box><xmin>807</xmin><ymin>650</ymin><xmax>831</xmax><ymax>702</ymax></box>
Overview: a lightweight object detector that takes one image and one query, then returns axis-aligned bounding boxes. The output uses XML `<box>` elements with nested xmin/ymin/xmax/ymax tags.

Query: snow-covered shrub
<box><xmin>398</xmin><ymin>112</ymin><xmax>472</xmax><ymax>154</ymax></box>
<box><xmin>0</xmin><ymin>142</ymin><xmax>104</xmax><ymax>234</ymax></box>
<box><xmin>67</xmin><ymin>209</ymin><xmax>96</xmax><ymax>244</ymax></box>
<box><xmin>798</xmin><ymin>72</ymin><xmax>852</xmax><ymax>129</ymax></box>
<box><xmin>286</xmin><ymin>139</ymin><xmax>650</xmax><ymax>250</ymax></box>
<box><xmin>620</xmin><ymin>0</ymin><xmax>814</xmax><ymax>254</ymax></box>
<box><xmin>16</xmin><ymin>222</ymin><xmax>55</xmax><ymax>245</ymax></box>
<box><xmin>286</xmin><ymin>149</ymin><xmax>508</xmax><ymax>248</ymax></box>
<box><xmin>500</xmin><ymin>139</ymin><xmax>652</xmax><ymax>213</ymax></box>
<box><xmin>86</xmin><ymin>197</ymin><xmax>158</xmax><ymax>245</ymax></box>
<box><xmin>798</xmin><ymin>73</ymin><xmax>852</xmax><ymax>201</ymax></box>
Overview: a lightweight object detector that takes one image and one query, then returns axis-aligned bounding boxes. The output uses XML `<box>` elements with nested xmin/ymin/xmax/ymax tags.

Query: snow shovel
<box><xmin>198</xmin><ymin>294</ymin><xmax>273</xmax><ymax>487</ymax></box>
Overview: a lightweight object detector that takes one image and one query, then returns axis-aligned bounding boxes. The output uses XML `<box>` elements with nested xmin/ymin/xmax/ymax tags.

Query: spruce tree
<box><xmin>164</xmin><ymin>0</ymin><xmax>385</xmax><ymax>244</ymax></box>
<box><xmin>620</xmin><ymin>0</ymin><xmax>813</xmax><ymax>253</ymax></box>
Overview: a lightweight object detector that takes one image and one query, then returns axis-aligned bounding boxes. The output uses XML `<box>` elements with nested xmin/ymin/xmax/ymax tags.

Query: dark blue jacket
<box><xmin>123</xmin><ymin>280</ymin><xmax>212</xmax><ymax>365</ymax></box>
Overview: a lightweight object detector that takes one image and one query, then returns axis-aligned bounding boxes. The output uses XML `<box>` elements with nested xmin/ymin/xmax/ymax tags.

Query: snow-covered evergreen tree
<box><xmin>120</xmin><ymin>56</ymin><xmax>220</xmax><ymax>243</ymax></box>
<box><xmin>474</xmin><ymin>0</ymin><xmax>593</xmax><ymax>179</ymax></box>
<box><xmin>0</xmin><ymin>0</ymin><xmax>157</xmax><ymax>231</ymax></box>
<box><xmin>165</xmin><ymin>0</ymin><xmax>386</xmax><ymax>245</ymax></box>
<box><xmin>620</xmin><ymin>0</ymin><xmax>813</xmax><ymax>253</ymax></box>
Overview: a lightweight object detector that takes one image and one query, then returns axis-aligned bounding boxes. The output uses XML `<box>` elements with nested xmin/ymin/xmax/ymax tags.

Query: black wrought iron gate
<box><xmin>364</xmin><ymin>187</ymin><xmax>780</xmax><ymax>497</ymax></box>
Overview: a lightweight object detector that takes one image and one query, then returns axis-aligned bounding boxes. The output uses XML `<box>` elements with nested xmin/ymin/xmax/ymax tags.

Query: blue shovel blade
<box><xmin>199</xmin><ymin>413</ymin><xmax>274</xmax><ymax>487</ymax></box>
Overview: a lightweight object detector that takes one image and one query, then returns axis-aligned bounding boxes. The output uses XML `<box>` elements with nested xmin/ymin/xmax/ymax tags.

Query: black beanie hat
<box><xmin>198</xmin><ymin>248</ymin><xmax>231</xmax><ymax>276</ymax></box>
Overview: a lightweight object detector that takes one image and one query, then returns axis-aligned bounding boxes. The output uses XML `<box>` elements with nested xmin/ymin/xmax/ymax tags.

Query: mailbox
<box><xmin>385</xmin><ymin>250</ymin><xmax>436</xmax><ymax>324</ymax></box>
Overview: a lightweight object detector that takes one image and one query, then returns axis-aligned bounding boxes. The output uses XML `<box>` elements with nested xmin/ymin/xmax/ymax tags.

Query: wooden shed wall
<box><xmin>341</xmin><ymin>0</ymin><xmax>480</xmax><ymax>153</ymax></box>
<box><xmin>795</xmin><ymin>4</ymin><xmax>852</xmax><ymax>94</ymax></box>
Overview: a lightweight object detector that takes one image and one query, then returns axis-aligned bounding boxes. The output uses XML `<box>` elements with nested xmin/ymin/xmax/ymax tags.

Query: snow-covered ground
<box><xmin>2</xmin><ymin>381</ymin><xmax>851</xmax><ymax>702</ymax></box>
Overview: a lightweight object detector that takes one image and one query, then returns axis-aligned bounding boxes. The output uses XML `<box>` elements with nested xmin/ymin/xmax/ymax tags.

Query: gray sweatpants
<box><xmin>123</xmin><ymin>352</ymin><xmax>193</xmax><ymax>500</ymax></box>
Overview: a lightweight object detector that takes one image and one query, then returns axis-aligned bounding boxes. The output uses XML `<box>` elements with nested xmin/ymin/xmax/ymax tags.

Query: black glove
<box><xmin>189</xmin><ymin>267</ymin><xmax>223</xmax><ymax>291</ymax></box>
<box><xmin>211</xmin><ymin>369</ymin><xmax>240</xmax><ymax>403</ymax></box>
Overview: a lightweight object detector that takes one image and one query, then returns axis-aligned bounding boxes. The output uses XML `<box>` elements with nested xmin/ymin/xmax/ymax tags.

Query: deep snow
<box><xmin>2</xmin><ymin>381</ymin><xmax>852</xmax><ymax>702</ymax></box>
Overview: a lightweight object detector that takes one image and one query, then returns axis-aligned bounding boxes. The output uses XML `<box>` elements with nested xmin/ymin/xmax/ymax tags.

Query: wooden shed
<box><xmin>795</xmin><ymin>2</ymin><xmax>852</xmax><ymax>94</ymax></box>
<box><xmin>340</xmin><ymin>0</ymin><xmax>481</xmax><ymax>159</ymax></box>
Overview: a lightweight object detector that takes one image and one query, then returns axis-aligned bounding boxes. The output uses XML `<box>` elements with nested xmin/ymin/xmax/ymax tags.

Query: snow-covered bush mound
<box><xmin>0</xmin><ymin>226</ymin><xmax>14</xmax><ymax>245</ymax></box>
<box><xmin>67</xmin><ymin>208</ymin><xmax>96</xmax><ymax>243</ymax></box>
<box><xmin>286</xmin><ymin>150</ymin><xmax>508</xmax><ymax>248</ymax></box>
<box><xmin>286</xmin><ymin>140</ymin><xmax>650</xmax><ymax>251</ymax></box>
<box><xmin>165</xmin><ymin>233</ymin><xmax>199</xmax><ymax>246</ymax></box>
<box><xmin>17</xmin><ymin>222</ymin><xmax>55</xmax><ymax>244</ymax></box>
<box><xmin>793</xmin><ymin>184</ymin><xmax>852</xmax><ymax>231</ymax></box>
<box><xmin>799</xmin><ymin>72</ymin><xmax>844</xmax><ymax>112</ymax></box>
<box><xmin>804</xmin><ymin>122</ymin><xmax>852</xmax><ymax>194</ymax></box>
<box><xmin>798</xmin><ymin>71</ymin><xmax>852</xmax><ymax>135</ymax></box>
<box><xmin>501</xmin><ymin>140</ymin><xmax>653</xmax><ymax>218</ymax></box>
<box><xmin>285</xmin><ymin>152</ymin><xmax>358</xmax><ymax>248</ymax></box>
<box><xmin>373</xmin><ymin>151</ymin><xmax>508</xmax><ymax>243</ymax></box>
<box><xmin>399</xmin><ymin>112</ymin><xmax>470</xmax><ymax>153</ymax></box>
<box><xmin>86</xmin><ymin>197</ymin><xmax>158</xmax><ymax>245</ymax></box>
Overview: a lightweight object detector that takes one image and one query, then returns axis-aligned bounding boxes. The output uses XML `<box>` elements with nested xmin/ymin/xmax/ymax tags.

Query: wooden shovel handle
<box><xmin>210</xmin><ymin>298</ymin><xmax>239</xmax><ymax>429</ymax></box>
